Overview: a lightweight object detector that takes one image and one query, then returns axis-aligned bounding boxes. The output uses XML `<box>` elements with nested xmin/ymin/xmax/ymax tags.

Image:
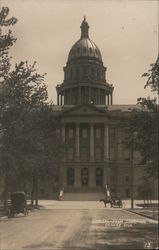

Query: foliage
<box><xmin>131</xmin><ymin>55</ymin><xmax>159</xmax><ymax>179</ymax></box>
<box><xmin>141</xmin><ymin>54</ymin><xmax>159</xmax><ymax>94</ymax></box>
<box><xmin>0</xmin><ymin>7</ymin><xmax>17</xmax><ymax>81</ymax></box>
<box><xmin>0</xmin><ymin>7</ymin><xmax>62</xmax><ymax>205</ymax></box>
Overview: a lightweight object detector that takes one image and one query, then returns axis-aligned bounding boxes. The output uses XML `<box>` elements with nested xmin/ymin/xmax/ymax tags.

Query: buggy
<box><xmin>8</xmin><ymin>192</ymin><xmax>29</xmax><ymax>217</ymax></box>
<box><xmin>110</xmin><ymin>195</ymin><xmax>123</xmax><ymax>208</ymax></box>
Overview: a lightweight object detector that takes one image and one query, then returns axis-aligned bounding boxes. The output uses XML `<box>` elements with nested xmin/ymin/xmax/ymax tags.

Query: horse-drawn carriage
<box><xmin>110</xmin><ymin>197</ymin><xmax>123</xmax><ymax>208</ymax></box>
<box><xmin>8</xmin><ymin>192</ymin><xmax>29</xmax><ymax>218</ymax></box>
<box><xmin>100</xmin><ymin>190</ymin><xmax>123</xmax><ymax>208</ymax></box>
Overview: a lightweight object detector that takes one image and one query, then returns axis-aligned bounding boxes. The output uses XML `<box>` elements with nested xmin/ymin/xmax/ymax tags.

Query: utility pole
<box><xmin>130</xmin><ymin>141</ymin><xmax>134</xmax><ymax>209</ymax></box>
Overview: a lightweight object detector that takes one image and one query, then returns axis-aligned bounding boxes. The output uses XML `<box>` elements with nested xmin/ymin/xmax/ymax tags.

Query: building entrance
<box><xmin>81</xmin><ymin>168</ymin><xmax>89</xmax><ymax>186</ymax></box>
<box><xmin>67</xmin><ymin>168</ymin><xmax>74</xmax><ymax>186</ymax></box>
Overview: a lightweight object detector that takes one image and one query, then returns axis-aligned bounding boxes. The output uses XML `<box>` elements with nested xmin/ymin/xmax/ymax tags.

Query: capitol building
<box><xmin>44</xmin><ymin>17</ymin><xmax>156</xmax><ymax>200</ymax></box>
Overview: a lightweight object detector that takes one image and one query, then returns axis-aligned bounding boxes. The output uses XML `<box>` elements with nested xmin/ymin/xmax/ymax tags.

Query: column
<box><xmin>61</xmin><ymin>123</ymin><xmax>65</xmax><ymax>161</ymax></box>
<box><xmin>70</xmin><ymin>89</ymin><xmax>72</xmax><ymax>104</ymax></box>
<box><xmin>104</xmin><ymin>124</ymin><xmax>109</xmax><ymax>161</ymax></box>
<box><xmin>78</xmin><ymin>86</ymin><xmax>81</xmax><ymax>104</ymax></box>
<box><xmin>89</xmin><ymin>166</ymin><xmax>95</xmax><ymax>187</ymax></box>
<box><xmin>63</xmin><ymin>90</ymin><xmax>65</xmax><ymax>105</ymax></box>
<box><xmin>90</xmin><ymin>123</ymin><xmax>94</xmax><ymax>162</ymax></box>
<box><xmin>60</xmin><ymin>94</ymin><xmax>62</xmax><ymax>105</ymax></box>
<box><xmin>89</xmin><ymin>86</ymin><xmax>91</xmax><ymax>103</ymax></box>
<box><xmin>74</xmin><ymin>164</ymin><xmax>80</xmax><ymax>187</ymax></box>
<box><xmin>98</xmin><ymin>89</ymin><xmax>100</xmax><ymax>105</ymax></box>
<box><xmin>75</xmin><ymin>123</ymin><xmax>80</xmax><ymax>161</ymax></box>
<box><xmin>107</xmin><ymin>95</ymin><xmax>110</xmax><ymax>105</ymax></box>
<box><xmin>57</xmin><ymin>93</ymin><xmax>59</xmax><ymax>105</ymax></box>
<box><xmin>110</xmin><ymin>93</ymin><xmax>113</xmax><ymax>105</ymax></box>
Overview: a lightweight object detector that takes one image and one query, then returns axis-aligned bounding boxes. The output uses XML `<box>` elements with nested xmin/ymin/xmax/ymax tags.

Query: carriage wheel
<box><xmin>24</xmin><ymin>208</ymin><xmax>27</xmax><ymax>217</ymax></box>
<box><xmin>8</xmin><ymin>209</ymin><xmax>14</xmax><ymax>218</ymax></box>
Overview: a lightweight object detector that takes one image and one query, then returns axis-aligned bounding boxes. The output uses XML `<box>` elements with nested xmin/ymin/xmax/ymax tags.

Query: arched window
<box><xmin>77</xmin><ymin>47</ymin><xmax>80</xmax><ymax>54</ymax></box>
<box><xmin>81</xmin><ymin>168</ymin><xmax>89</xmax><ymax>186</ymax></box>
<box><xmin>95</xmin><ymin>168</ymin><xmax>103</xmax><ymax>186</ymax></box>
<box><xmin>89</xmin><ymin>47</ymin><xmax>92</xmax><ymax>53</ymax></box>
<box><xmin>97</xmin><ymin>68</ymin><xmax>100</xmax><ymax>79</ymax></box>
<box><xmin>75</xmin><ymin>68</ymin><xmax>79</xmax><ymax>80</ymax></box>
<box><xmin>83</xmin><ymin>47</ymin><xmax>86</xmax><ymax>53</ymax></box>
<box><xmin>91</xmin><ymin>68</ymin><xmax>94</xmax><ymax>78</ymax></box>
<box><xmin>67</xmin><ymin>168</ymin><xmax>74</xmax><ymax>186</ymax></box>
<box><xmin>70</xmin><ymin>69</ymin><xmax>72</xmax><ymax>80</ymax></box>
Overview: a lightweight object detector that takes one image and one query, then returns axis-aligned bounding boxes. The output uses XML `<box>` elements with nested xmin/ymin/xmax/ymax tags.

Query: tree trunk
<box><xmin>35</xmin><ymin>172</ymin><xmax>38</xmax><ymax>206</ymax></box>
<box><xmin>3</xmin><ymin>170</ymin><xmax>9</xmax><ymax>211</ymax></box>
<box><xmin>31</xmin><ymin>189</ymin><xmax>34</xmax><ymax>206</ymax></box>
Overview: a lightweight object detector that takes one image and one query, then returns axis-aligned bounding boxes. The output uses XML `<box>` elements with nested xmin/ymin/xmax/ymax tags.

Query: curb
<box><xmin>125</xmin><ymin>209</ymin><xmax>158</xmax><ymax>221</ymax></box>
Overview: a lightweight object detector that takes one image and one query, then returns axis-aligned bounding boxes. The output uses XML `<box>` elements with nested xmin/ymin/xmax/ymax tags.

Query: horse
<box><xmin>100</xmin><ymin>198</ymin><xmax>112</xmax><ymax>208</ymax></box>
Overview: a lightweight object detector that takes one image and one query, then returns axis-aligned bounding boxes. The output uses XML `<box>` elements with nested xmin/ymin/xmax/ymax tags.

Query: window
<box><xmin>124</xmin><ymin>149</ymin><xmax>130</xmax><ymax>160</ymax></box>
<box><xmin>125</xmin><ymin>175</ymin><xmax>130</xmax><ymax>183</ymax></box>
<box><xmin>96</xmin><ymin>128</ymin><xmax>101</xmax><ymax>139</ymax></box>
<box><xmin>97</xmin><ymin>69</ymin><xmax>100</xmax><ymax>79</ymax></box>
<box><xmin>68</xmin><ymin>128</ymin><xmax>74</xmax><ymax>139</ymax></box>
<box><xmin>68</xmin><ymin>148</ymin><xmax>73</xmax><ymax>160</ymax></box>
<box><xmin>81</xmin><ymin>148</ymin><xmax>88</xmax><ymax>161</ymax></box>
<box><xmin>111</xmin><ymin>175</ymin><xmax>115</xmax><ymax>184</ymax></box>
<box><xmin>67</xmin><ymin>168</ymin><xmax>74</xmax><ymax>186</ymax></box>
<box><xmin>70</xmin><ymin>69</ymin><xmax>72</xmax><ymax>80</ymax></box>
<box><xmin>95</xmin><ymin>168</ymin><xmax>103</xmax><ymax>186</ymax></box>
<box><xmin>82</xmin><ymin>128</ymin><xmax>87</xmax><ymax>139</ymax></box>
<box><xmin>81</xmin><ymin>168</ymin><xmax>89</xmax><ymax>186</ymax></box>
<box><xmin>89</xmin><ymin>47</ymin><xmax>92</xmax><ymax>53</ymax></box>
<box><xmin>125</xmin><ymin>188</ymin><xmax>130</xmax><ymax>198</ymax></box>
<box><xmin>75</xmin><ymin>68</ymin><xmax>79</xmax><ymax>80</ymax></box>
<box><xmin>56</xmin><ymin>129</ymin><xmax>60</xmax><ymax>135</ymax></box>
<box><xmin>125</xmin><ymin>129</ymin><xmax>130</xmax><ymax>141</ymax></box>
<box><xmin>83</xmin><ymin>67</ymin><xmax>87</xmax><ymax>75</ymax></box>
<box><xmin>95</xmin><ymin>147</ymin><xmax>101</xmax><ymax>161</ymax></box>
<box><xmin>109</xmin><ymin>147</ymin><xmax>115</xmax><ymax>160</ymax></box>
<box><xmin>83</xmin><ymin>47</ymin><xmax>86</xmax><ymax>53</ymax></box>
<box><xmin>77</xmin><ymin>47</ymin><xmax>80</xmax><ymax>53</ymax></box>
<box><xmin>110</xmin><ymin>128</ymin><xmax>115</xmax><ymax>137</ymax></box>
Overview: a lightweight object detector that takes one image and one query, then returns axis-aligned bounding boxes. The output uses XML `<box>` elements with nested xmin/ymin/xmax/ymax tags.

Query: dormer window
<box><xmin>77</xmin><ymin>47</ymin><xmax>80</xmax><ymax>53</ymax></box>
<box><xmin>83</xmin><ymin>47</ymin><xmax>86</xmax><ymax>53</ymax></box>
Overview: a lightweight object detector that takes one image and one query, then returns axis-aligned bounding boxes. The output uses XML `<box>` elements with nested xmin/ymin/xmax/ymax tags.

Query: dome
<box><xmin>67</xmin><ymin>17</ymin><xmax>102</xmax><ymax>63</ymax></box>
<box><xmin>68</xmin><ymin>38</ymin><xmax>102</xmax><ymax>62</ymax></box>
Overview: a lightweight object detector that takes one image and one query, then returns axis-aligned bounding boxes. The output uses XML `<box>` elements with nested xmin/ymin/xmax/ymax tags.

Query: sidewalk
<box><xmin>127</xmin><ymin>207</ymin><xmax>158</xmax><ymax>220</ymax></box>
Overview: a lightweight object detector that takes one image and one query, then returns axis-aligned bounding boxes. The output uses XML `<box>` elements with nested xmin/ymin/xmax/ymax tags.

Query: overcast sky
<box><xmin>2</xmin><ymin>0</ymin><xmax>158</xmax><ymax>104</ymax></box>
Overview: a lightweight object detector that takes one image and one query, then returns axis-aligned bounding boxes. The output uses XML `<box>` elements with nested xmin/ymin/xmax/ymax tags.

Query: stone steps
<box><xmin>63</xmin><ymin>192</ymin><xmax>105</xmax><ymax>201</ymax></box>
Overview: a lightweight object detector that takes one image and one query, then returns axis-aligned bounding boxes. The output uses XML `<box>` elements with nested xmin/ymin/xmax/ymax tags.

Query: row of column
<box><xmin>61</xmin><ymin>123</ymin><xmax>109</xmax><ymax>162</ymax></box>
<box><xmin>57</xmin><ymin>88</ymin><xmax>113</xmax><ymax>105</ymax></box>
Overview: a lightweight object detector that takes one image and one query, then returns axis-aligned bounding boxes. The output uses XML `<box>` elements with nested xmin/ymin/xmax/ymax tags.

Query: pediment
<box><xmin>62</xmin><ymin>104</ymin><xmax>107</xmax><ymax>116</ymax></box>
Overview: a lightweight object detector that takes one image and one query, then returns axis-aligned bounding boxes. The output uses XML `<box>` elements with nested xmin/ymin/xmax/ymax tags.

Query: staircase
<box><xmin>63</xmin><ymin>187</ymin><xmax>105</xmax><ymax>201</ymax></box>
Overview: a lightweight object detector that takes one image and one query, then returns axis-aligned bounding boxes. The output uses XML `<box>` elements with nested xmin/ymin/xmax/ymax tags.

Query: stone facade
<box><xmin>49</xmin><ymin>18</ymin><xmax>157</xmax><ymax>199</ymax></box>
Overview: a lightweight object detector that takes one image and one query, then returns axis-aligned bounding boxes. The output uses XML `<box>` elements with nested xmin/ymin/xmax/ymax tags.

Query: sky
<box><xmin>1</xmin><ymin>0</ymin><xmax>158</xmax><ymax>104</ymax></box>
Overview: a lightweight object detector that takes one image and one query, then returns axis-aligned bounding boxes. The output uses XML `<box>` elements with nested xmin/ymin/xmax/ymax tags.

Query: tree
<box><xmin>131</xmin><ymin>55</ymin><xmax>159</xmax><ymax>179</ymax></box>
<box><xmin>0</xmin><ymin>7</ymin><xmax>17</xmax><ymax>82</ymax></box>
<box><xmin>0</xmin><ymin>6</ymin><xmax>17</xmax><ymax>208</ymax></box>
<box><xmin>0</xmin><ymin>7</ymin><xmax>62</xmax><ymax>209</ymax></box>
<box><xmin>0</xmin><ymin>60</ymin><xmax>48</xmax><ymax>208</ymax></box>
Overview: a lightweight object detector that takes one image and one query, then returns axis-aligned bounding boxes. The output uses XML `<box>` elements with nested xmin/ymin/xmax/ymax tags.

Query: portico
<box><xmin>59</xmin><ymin>107</ymin><xmax>109</xmax><ymax>189</ymax></box>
